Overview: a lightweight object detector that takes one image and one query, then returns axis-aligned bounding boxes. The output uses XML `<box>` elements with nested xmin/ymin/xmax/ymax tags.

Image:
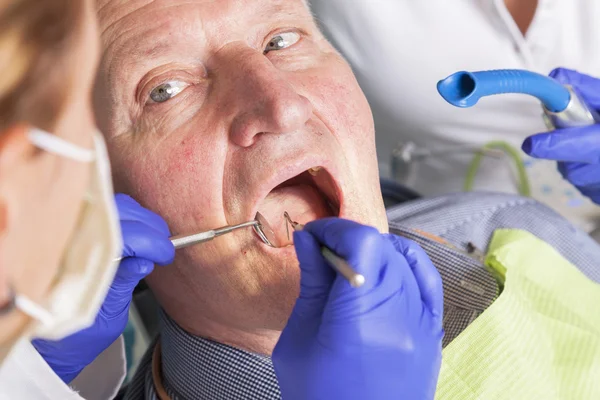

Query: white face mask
<box><xmin>7</xmin><ymin>128</ymin><xmax>122</xmax><ymax>341</ymax></box>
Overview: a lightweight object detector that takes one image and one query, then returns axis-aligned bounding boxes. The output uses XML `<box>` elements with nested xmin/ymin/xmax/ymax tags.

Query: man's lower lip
<box><xmin>255</xmin><ymin>241</ymin><xmax>296</xmax><ymax>255</ymax></box>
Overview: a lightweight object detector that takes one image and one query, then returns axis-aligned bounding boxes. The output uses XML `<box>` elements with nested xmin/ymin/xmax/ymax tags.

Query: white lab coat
<box><xmin>309</xmin><ymin>0</ymin><xmax>600</xmax><ymax>231</ymax></box>
<box><xmin>0</xmin><ymin>337</ymin><xmax>126</xmax><ymax>400</ymax></box>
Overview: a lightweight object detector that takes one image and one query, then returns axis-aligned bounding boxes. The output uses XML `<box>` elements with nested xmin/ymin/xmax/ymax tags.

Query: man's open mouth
<box><xmin>255</xmin><ymin>166</ymin><xmax>341</xmax><ymax>247</ymax></box>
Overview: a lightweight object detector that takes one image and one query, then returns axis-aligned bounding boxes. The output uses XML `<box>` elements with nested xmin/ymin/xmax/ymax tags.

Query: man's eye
<box><xmin>148</xmin><ymin>81</ymin><xmax>188</xmax><ymax>104</ymax></box>
<box><xmin>264</xmin><ymin>32</ymin><xmax>301</xmax><ymax>54</ymax></box>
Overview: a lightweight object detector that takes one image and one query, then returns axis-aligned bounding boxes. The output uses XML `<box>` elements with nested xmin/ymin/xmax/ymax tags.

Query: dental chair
<box><xmin>380</xmin><ymin>178</ymin><xmax>421</xmax><ymax>208</ymax></box>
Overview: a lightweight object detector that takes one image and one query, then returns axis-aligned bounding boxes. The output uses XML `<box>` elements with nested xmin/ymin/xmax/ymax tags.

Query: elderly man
<box><xmin>94</xmin><ymin>0</ymin><xmax>600</xmax><ymax>399</ymax></box>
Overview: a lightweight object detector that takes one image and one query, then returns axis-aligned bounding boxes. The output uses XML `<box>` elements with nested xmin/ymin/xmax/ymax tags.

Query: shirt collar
<box><xmin>159</xmin><ymin>309</ymin><xmax>281</xmax><ymax>400</ymax></box>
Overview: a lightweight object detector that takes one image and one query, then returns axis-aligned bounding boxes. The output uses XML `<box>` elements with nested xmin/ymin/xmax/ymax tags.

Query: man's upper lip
<box><xmin>248</xmin><ymin>155</ymin><xmax>341</xmax><ymax>221</ymax></box>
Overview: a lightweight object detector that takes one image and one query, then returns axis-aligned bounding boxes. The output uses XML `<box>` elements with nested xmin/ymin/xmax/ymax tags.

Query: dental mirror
<box><xmin>253</xmin><ymin>212</ymin><xmax>279</xmax><ymax>247</ymax></box>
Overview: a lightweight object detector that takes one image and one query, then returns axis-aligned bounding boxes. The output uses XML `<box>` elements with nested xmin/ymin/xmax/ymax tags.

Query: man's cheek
<box><xmin>304</xmin><ymin>63</ymin><xmax>373</xmax><ymax>131</ymax></box>
<box><xmin>316</xmin><ymin>79</ymin><xmax>374</xmax><ymax>151</ymax></box>
<box><xmin>151</xmin><ymin>144</ymin><xmax>226</xmax><ymax>227</ymax></box>
<box><xmin>329</xmin><ymin>78</ymin><xmax>376</xmax><ymax>152</ymax></box>
<box><xmin>310</xmin><ymin>67</ymin><xmax>380</xmax><ymax>188</ymax></box>
<box><xmin>159</xmin><ymin>139</ymin><xmax>224</xmax><ymax>188</ymax></box>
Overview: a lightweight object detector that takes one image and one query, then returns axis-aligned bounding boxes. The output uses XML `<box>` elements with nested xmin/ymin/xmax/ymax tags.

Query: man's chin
<box><xmin>152</xmin><ymin>245</ymin><xmax>300</xmax><ymax>353</ymax></box>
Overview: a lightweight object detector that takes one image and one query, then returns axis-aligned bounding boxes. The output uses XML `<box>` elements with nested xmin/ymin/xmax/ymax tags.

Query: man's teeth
<box><xmin>308</xmin><ymin>166</ymin><xmax>322</xmax><ymax>176</ymax></box>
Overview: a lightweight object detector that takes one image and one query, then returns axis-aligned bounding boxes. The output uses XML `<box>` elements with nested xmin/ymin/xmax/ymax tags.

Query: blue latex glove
<box><xmin>273</xmin><ymin>218</ymin><xmax>444</xmax><ymax>400</ymax></box>
<box><xmin>522</xmin><ymin>68</ymin><xmax>600</xmax><ymax>204</ymax></box>
<box><xmin>32</xmin><ymin>194</ymin><xmax>175</xmax><ymax>383</ymax></box>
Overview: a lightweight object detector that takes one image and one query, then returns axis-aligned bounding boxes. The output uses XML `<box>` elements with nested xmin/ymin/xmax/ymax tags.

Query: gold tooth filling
<box><xmin>308</xmin><ymin>166</ymin><xmax>322</xmax><ymax>176</ymax></box>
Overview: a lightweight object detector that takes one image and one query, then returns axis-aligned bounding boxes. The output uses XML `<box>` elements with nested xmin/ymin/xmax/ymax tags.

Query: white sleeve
<box><xmin>0</xmin><ymin>337</ymin><xmax>127</xmax><ymax>400</ymax></box>
<box><xmin>70</xmin><ymin>336</ymin><xmax>127</xmax><ymax>400</ymax></box>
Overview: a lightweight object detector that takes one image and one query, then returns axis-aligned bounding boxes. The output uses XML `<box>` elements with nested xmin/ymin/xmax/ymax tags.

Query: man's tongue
<box><xmin>257</xmin><ymin>184</ymin><xmax>332</xmax><ymax>247</ymax></box>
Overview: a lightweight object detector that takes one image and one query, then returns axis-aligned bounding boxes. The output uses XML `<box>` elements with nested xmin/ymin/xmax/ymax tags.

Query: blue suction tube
<box><xmin>435</xmin><ymin>68</ymin><xmax>599</xmax><ymax>198</ymax></box>
<box><xmin>437</xmin><ymin>69</ymin><xmax>571</xmax><ymax>113</ymax></box>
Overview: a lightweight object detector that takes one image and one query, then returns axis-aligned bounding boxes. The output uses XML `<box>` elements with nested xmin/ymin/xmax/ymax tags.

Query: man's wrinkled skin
<box><xmin>94</xmin><ymin>0</ymin><xmax>387</xmax><ymax>355</ymax></box>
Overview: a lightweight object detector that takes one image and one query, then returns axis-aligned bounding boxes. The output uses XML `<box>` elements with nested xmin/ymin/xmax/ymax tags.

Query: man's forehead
<box><xmin>97</xmin><ymin>0</ymin><xmax>312</xmax><ymax>66</ymax></box>
<box><xmin>97</xmin><ymin>0</ymin><xmax>309</xmax><ymax>31</ymax></box>
<box><xmin>97</xmin><ymin>0</ymin><xmax>153</xmax><ymax>30</ymax></box>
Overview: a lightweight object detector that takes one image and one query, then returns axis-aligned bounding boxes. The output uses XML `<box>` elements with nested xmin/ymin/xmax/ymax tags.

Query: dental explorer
<box><xmin>114</xmin><ymin>212</ymin><xmax>274</xmax><ymax>262</ymax></box>
<box><xmin>283</xmin><ymin>212</ymin><xmax>366</xmax><ymax>288</ymax></box>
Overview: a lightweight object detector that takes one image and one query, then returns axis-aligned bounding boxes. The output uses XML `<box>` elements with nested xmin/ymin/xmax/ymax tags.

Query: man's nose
<box><xmin>220</xmin><ymin>49</ymin><xmax>313</xmax><ymax>147</ymax></box>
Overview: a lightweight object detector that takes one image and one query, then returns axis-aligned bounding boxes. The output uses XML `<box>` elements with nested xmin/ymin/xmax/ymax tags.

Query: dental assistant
<box><xmin>309</xmin><ymin>0</ymin><xmax>600</xmax><ymax>231</ymax></box>
<box><xmin>0</xmin><ymin>1</ymin><xmax>174</xmax><ymax>399</ymax></box>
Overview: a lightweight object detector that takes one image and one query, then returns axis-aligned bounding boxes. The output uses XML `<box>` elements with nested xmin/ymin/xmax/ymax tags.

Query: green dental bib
<box><xmin>436</xmin><ymin>229</ymin><xmax>600</xmax><ymax>399</ymax></box>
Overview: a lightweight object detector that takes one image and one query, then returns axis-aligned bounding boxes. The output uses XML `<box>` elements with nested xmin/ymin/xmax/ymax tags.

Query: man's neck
<box><xmin>175</xmin><ymin>314</ymin><xmax>281</xmax><ymax>356</ymax></box>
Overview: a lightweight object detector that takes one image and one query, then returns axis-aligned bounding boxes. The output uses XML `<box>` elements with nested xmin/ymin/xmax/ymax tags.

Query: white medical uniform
<box><xmin>310</xmin><ymin>0</ymin><xmax>600</xmax><ymax>231</ymax></box>
<box><xmin>0</xmin><ymin>338</ymin><xmax>126</xmax><ymax>400</ymax></box>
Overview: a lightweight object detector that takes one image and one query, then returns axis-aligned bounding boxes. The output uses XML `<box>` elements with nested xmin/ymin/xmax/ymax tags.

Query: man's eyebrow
<box><xmin>107</xmin><ymin>27</ymin><xmax>194</xmax><ymax>79</ymax></box>
<box><xmin>131</xmin><ymin>41</ymin><xmax>173</xmax><ymax>59</ymax></box>
<box><xmin>114</xmin><ymin>19</ymin><xmax>180</xmax><ymax>60</ymax></box>
<box><xmin>103</xmin><ymin>8</ymin><xmax>199</xmax><ymax>67</ymax></box>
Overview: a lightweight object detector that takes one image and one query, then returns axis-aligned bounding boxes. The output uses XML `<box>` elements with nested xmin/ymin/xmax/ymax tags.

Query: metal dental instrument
<box><xmin>283</xmin><ymin>212</ymin><xmax>365</xmax><ymax>288</ymax></box>
<box><xmin>114</xmin><ymin>218</ymin><xmax>266</xmax><ymax>262</ymax></box>
<box><xmin>253</xmin><ymin>212</ymin><xmax>279</xmax><ymax>247</ymax></box>
<box><xmin>169</xmin><ymin>220</ymin><xmax>259</xmax><ymax>249</ymax></box>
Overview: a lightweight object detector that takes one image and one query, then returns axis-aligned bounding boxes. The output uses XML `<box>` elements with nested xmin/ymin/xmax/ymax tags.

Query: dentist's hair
<box><xmin>0</xmin><ymin>0</ymin><xmax>84</xmax><ymax>133</ymax></box>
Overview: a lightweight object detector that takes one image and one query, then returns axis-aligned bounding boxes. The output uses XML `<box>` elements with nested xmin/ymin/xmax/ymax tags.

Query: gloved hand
<box><xmin>522</xmin><ymin>68</ymin><xmax>600</xmax><ymax>204</ymax></box>
<box><xmin>32</xmin><ymin>194</ymin><xmax>175</xmax><ymax>383</ymax></box>
<box><xmin>273</xmin><ymin>218</ymin><xmax>444</xmax><ymax>400</ymax></box>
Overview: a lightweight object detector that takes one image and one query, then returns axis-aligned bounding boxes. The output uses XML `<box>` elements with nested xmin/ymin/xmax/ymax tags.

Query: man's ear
<box><xmin>0</xmin><ymin>124</ymin><xmax>35</xmax><ymax>174</ymax></box>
